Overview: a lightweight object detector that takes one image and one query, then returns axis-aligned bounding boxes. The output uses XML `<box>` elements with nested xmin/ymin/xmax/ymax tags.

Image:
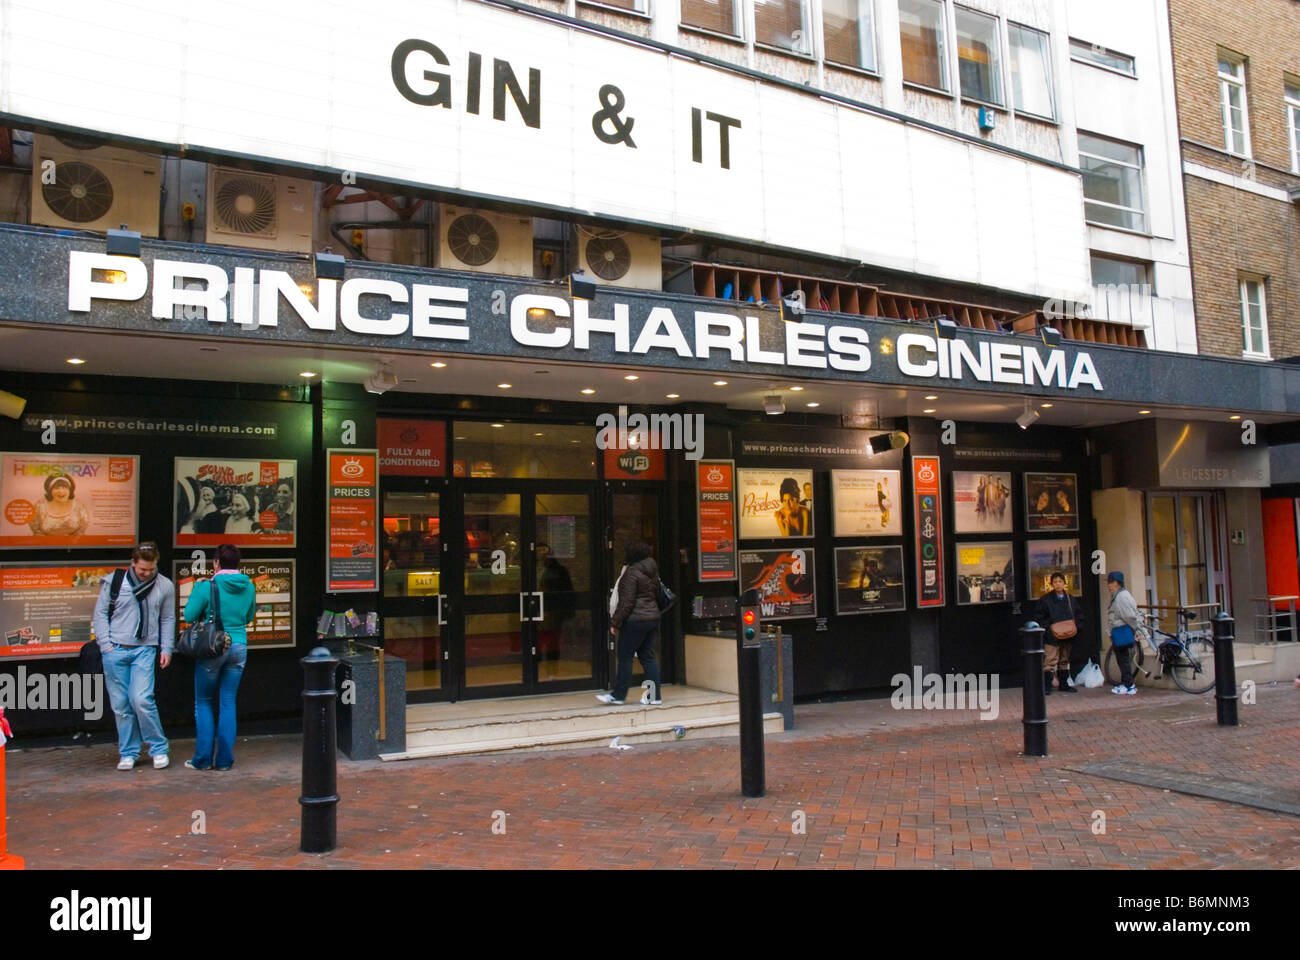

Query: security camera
<box><xmin>364</xmin><ymin>366</ymin><xmax>400</xmax><ymax>395</ymax></box>
<box><xmin>0</xmin><ymin>389</ymin><xmax>27</xmax><ymax>420</ymax></box>
<box><xmin>763</xmin><ymin>394</ymin><xmax>785</xmax><ymax>415</ymax></box>
<box><xmin>866</xmin><ymin>431</ymin><xmax>910</xmax><ymax>456</ymax></box>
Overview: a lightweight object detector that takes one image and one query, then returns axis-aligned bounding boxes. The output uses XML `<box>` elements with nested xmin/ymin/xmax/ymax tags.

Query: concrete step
<box><xmin>383</xmin><ymin>712</ymin><xmax>784</xmax><ymax>760</ymax></box>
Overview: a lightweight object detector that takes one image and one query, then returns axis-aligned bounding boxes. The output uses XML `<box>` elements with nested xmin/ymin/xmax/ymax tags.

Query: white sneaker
<box><xmin>595</xmin><ymin>693</ymin><xmax>624</xmax><ymax>705</ymax></box>
<box><xmin>117</xmin><ymin>756</ymin><xmax>135</xmax><ymax>770</ymax></box>
<box><xmin>1123</xmin><ymin>685</ymin><xmax>1137</xmax><ymax>696</ymax></box>
<box><xmin>153</xmin><ymin>754</ymin><xmax>170</xmax><ymax>769</ymax></box>
<box><xmin>1111</xmin><ymin>684</ymin><xmax>1128</xmax><ymax>695</ymax></box>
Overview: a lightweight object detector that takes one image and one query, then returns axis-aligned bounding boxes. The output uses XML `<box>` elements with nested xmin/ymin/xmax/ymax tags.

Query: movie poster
<box><xmin>834</xmin><ymin>546</ymin><xmax>906</xmax><ymax>615</ymax></box>
<box><xmin>736</xmin><ymin>468</ymin><xmax>815</xmax><ymax>539</ymax></box>
<box><xmin>1025</xmin><ymin>473</ymin><xmax>1080</xmax><ymax>532</ymax></box>
<box><xmin>955</xmin><ymin>541</ymin><xmax>1016</xmax><ymax>605</ymax></box>
<box><xmin>174</xmin><ymin>458</ymin><xmax>297</xmax><ymax>547</ymax></box>
<box><xmin>0</xmin><ymin>563</ymin><xmax>117</xmax><ymax>659</ymax></box>
<box><xmin>952</xmin><ymin>471</ymin><xmax>1014</xmax><ymax>534</ymax></box>
<box><xmin>1025</xmin><ymin>539</ymin><xmax>1083</xmax><ymax>598</ymax></box>
<box><xmin>0</xmin><ymin>453</ymin><xmax>139</xmax><ymax>549</ymax></box>
<box><xmin>831</xmin><ymin>470</ymin><xmax>902</xmax><ymax>537</ymax></box>
<box><xmin>174</xmin><ymin>559</ymin><xmax>295</xmax><ymax>649</ymax></box>
<box><xmin>739</xmin><ymin>549</ymin><xmax>816</xmax><ymax>620</ymax></box>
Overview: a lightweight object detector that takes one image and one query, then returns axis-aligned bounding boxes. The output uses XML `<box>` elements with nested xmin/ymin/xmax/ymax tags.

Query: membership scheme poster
<box><xmin>174</xmin><ymin>458</ymin><xmax>297</xmax><ymax>547</ymax></box>
<box><xmin>955</xmin><ymin>541</ymin><xmax>1016</xmax><ymax>606</ymax></box>
<box><xmin>739</xmin><ymin>548</ymin><xmax>816</xmax><ymax>620</ymax></box>
<box><xmin>0</xmin><ymin>563</ymin><xmax>115</xmax><ymax>659</ymax></box>
<box><xmin>831</xmin><ymin>469</ymin><xmax>902</xmax><ymax>537</ymax></box>
<box><xmin>835</xmin><ymin>546</ymin><xmax>906</xmax><ymax>615</ymax></box>
<box><xmin>174</xmin><ymin>559</ymin><xmax>295</xmax><ymax>649</ymax></box>
<box><xmin>952</xmin><ymin>471</ymin><xmax>1014</xmax><ymax>534</ymax></box>
<box><xmin>1025</xmin><ymin>473</ymin><xmax>1080</xmax><ymax>532</ymax></box>
<box><xmin>327</xmin><ymin>449</ymin><xmax>379</xmax><ymax>593</ymax></box>
<box><xmin>0</xmin><ymin>453</ymin><xmax>138</xmax><ymax>549</ymax></box>
<box><xmin>736</xmin><ymin>468</ymin><xmax>814</xmax><ymax>539</ymax></box>
<box><xmin>697</xmin><ymin>460</ymin><xmax>737</xmax><ymax>581</ymax></box>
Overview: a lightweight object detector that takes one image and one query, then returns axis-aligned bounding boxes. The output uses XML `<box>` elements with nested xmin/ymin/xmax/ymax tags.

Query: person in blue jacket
<box><xmin>183</xmin><ymin>543</ymin><xmax>257</xmax><ymax>770</ymax></box>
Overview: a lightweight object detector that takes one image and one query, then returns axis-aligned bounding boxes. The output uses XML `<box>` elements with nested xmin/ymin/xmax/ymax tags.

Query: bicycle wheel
<box><xmin>1169</xmin><ymin>635</ymin><xmax>1216</xmax><ymax>694</ymax></box>
<box><xmin>1103</xmin><ymin>643</ymin><xmax>1144</xmax><ymax>685</ymax></box>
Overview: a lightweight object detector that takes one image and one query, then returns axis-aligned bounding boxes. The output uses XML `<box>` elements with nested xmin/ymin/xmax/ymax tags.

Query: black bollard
<box><xmin>1020</xmin><ymin>621</ymin><xmax>1047</xmax><ymax>757</ymax></box>
<box><xmin>1212</xmin><ymin>613</ymin><xmax>1238</xmax><ymax>726</ymax></box>
<box><xmin>300</xmin><ymin>646</ymin><xmax>340</xmax><ymax>853</ymax></box>
<box><xmin>737</xmin><ymin>591</ymin><xmax>765</xmax><ymax>798</ymax></box>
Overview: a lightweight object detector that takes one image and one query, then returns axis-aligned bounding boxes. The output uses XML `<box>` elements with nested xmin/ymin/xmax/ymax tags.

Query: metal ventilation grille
<box><xmin>585</xmin><ymin>236</ymin><xmax>631</xmax><ymax>281</ymax></box>
<box><xmin>212</xmin><ymin>173</ymin><xmax>277</xmax><ymax>236</ymax></box>
<box><xmin>42</xmin><ymin>161</ymin><xmax>114</xmax><ymax>222</ymax></box>
<box><xmin>54</xmin><ymin>134</ymin><xmax>108</xmax><ymax>151</ymax></box>
<box><xmin>447</xmin><ymin>214</ymin><xmax>499</xmax><ymax>266</ymax></box>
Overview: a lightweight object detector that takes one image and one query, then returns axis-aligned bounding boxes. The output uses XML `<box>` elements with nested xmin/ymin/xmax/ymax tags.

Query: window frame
<box><xmin>1217</xmin><ymin>50</ymin><xmax>1252</xmax><ymax>158</ymax></box>
<box><xmin>1077</xmin><ymin>132</ymin><xmax>1149</xmax><ymax>235</ymax></box>
<box><xmin>1285</xmin><ymin>79</ymin><xmax>1300</xmax><ymax>174</ymax></box>
<box><xmin>953</xmin><ymin>4</ymin><xmax>1004</xmax><ymax>107</ymax></box>
<box><xmin>822</xmin><ymin>0</ymin><xmax>878</xmax><ymax>74</ymax></box>
<box><xmin>898</xmin><ymin>0</ymin><xmax>950</xmax><ymax>94</ymax></box>
<box><xmin>679</xmin><ymin>0</ymin><xmax>743</xmax><ymax>40</ymax></box>
<box><xmin>576</xmin><ymin>0</ymin><xmax>651</xmax><ymax>17</ymax></box>
<box><xmin>1239</xmin><ymin>276</ymin><xmax>1270</xmax><ymax>360</ymax></box>
<box><xmin>1068</xmin><ymin>38</ymin><xmax>1136</xmax><ymax>78</ymax></box>
<box><xmin>1008</xmin><ymin>20</ymin><xmax>1054</xmax><ymax>120</ymax></box>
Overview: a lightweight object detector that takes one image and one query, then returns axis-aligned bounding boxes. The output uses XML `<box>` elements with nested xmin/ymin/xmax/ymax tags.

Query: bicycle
<box><xmin>1103</xmin><ymin>608</ymin><xmax>1216</xmax><ymax>694</ymax></box>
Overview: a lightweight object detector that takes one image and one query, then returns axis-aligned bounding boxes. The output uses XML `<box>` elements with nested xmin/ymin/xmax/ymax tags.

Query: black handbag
<box><xmin>176</xmin><ymin>578</ymin><xmax>232</xmax><ymax>659</ymax></box>
<box><xmin>657</xmin><ymin>579</ymin><xmax>676</xmax><ymax>612</ymax></box>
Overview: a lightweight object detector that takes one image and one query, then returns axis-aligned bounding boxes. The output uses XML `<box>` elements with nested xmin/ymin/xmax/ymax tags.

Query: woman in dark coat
<box><xmin>1033</xmin><ymin>571</ymin><xmax>1083</xmax><ymax>695</ymax></box>
<box><xmin>598</xmin><ymin>540</ymin><xmax>663</xmax><ymax>705</ymax></box>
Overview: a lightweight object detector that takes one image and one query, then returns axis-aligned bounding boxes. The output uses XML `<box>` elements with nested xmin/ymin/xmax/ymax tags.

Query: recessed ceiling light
<box><xmin>401</xmin><ymin>378</ymin><xmax>417</xmax><ymax>383</ymax></box>
<box><xmin>924</xmin><ymin>395</ymin><xmax>938</xmax><ymax>401</ymax></box>
<box><xmin>806</xmin><ymin>402</ymin><xmax>820</xmax><ymax>408</ymax></box>
<box><xmin>491</xmin><ymin>423</ymin><xmax>505</xmax><ymax>428</ymax></box>
<box><xmin>789</xmin><ymin>386</ymin><xmax>804</xmax><ymax>392</ymax></box>
<box><xmin>533</xmin><ymin>369</ymin><xmax>549</xmax><ymax>375</ymax></box>
<box><xmin>923</xmin><ymin>408</ymin><xmax>936</xmax><ymax>414</ymax></box>
<box><xmin>533</xmin><ymin>432</ymin><xmax>545</xmax><ymax>437</ymax></box>
<box><xmin>455</xmin><ymin>436</ymin><xmax>467</xmax><ymax>440</ymax></box>
<box><xmin>1040</xmin><ymin>403</ymin><xmax>1053</xmax><ymax>409</ymax></box>
<box><xmin>1229</xmin><ymin>414</ymin><xmax>1241</xmax><ymax>420</ymax></box>
<box><xmin>431</xmin><ymin>361</ymin><xmax>447</xmax><ymax>368</ymax></box>
<box><xmin>666</xmin><ymin>393</ymin><xmax>680</xmax><ymax>399</ymax></box>
<box><xmin>199</xmin><ymin>347</ymin><xmax>219</xmax><ymax>353</ymax></box>
<box><xmin>66</xmin><ymin>358</ymin><xmax>85</xmax><ymax>365</ymax></box>
<box><xmin>1139</xmin><ymin>409</ymin><xmax>1151</xmax><ymax>415</ymax></box>
<box><xmin>581</xmin><ymin>388</ymin><xmax>596</xmax><ymax>395</ymax></box>
<box><xmin>299</xmin><ymin>371</ymin><xmax>317</xmax><ymax>378</ymax></box>
<box><xmin>624</xmin><ymin>375</ymin><xmax>639</xmax><ymax>381</ymax></box>
<box><xmin>713</xmin><ymin>380</ymin><xmax>728</xmax><ymax>386</ymax></box>
<box><xmin>497</xmin><ymin>383</ymin><xmax>512</xmax><ymax>389</ymax></box>
<box><xmin>570</xmin><ymin>439</ymin><xmax>580</xmax><ymax>444</ymax></box>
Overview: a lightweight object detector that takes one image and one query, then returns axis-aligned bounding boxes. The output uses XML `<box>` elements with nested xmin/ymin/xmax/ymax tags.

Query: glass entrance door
<box><xmin>1147</xmin><ymin>492</ymin><xmax>1221</xmax><ymax>631</ymax></box>
<box><xmin>381</xmin><ymin>490</ymin><xmax>447</xmax><ymax>702</ymax></box>
<box><xmin>457</xmin><ymin>487</ymin><xmax>598</xmax><ymax>698</ymax></box>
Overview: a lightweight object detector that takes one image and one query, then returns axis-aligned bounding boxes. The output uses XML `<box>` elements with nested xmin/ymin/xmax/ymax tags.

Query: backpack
<box><xmin>79</xmin><ymin>568</ymin><xmax>126</xmax><ymax>675</ymax></box>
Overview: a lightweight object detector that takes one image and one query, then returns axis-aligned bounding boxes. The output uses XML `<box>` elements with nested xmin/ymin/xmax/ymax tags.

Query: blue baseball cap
<box><xmin>1107</xmin><ymin>571</ymin><xmax>1124</xmax><ymax>586</ymax></box>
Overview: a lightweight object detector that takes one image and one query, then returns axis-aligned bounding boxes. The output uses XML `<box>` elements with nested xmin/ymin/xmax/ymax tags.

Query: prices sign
<box><xmin>696</xmin><ymin>460</ymin><xmax>737</xmax><ymax>582</ymax></box>
<box><xmin>327</xmin><ymin>449</ymin><xmax>379</xmax><ymax>593</ymax></box>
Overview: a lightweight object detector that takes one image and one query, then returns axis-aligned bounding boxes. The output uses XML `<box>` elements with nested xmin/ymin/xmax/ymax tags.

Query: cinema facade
<box><xmin>0</xmin><ymin>0</ymin><xmax>1296</xmax><ymax>736</ymax></box>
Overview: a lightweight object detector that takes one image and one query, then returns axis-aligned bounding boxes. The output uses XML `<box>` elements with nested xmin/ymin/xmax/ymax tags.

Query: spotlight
<box><xmin>1016</xmin><ymin>399</ymin><xmax>1039</xmax><ymax>430</ymax></box>
<box><xmin>866</xmin><ymin>431</ymin><xmax>909</xmax><ymax>456</ymax></box>
<box><xmin>314</xmin><ymin>252</ymin><xmax>346</xmax><ymax>280</ymax></box>
<box><xmin>763</xmin><ymin>394</ymin><xmax>786</xmax><ymax>415</ymax></box>
<box><xmin>105</xmin><ymin>228</ymin><xmax>141</xmax><ymax>257</ymax></box>
<box><xmin>1039</xmin><ymin>325</ymin><xmax>1062</xmax><ymax>347</ymax></box>
<box><xmin>932</xmin><ymin>316</ymin><xmax>958</xmax><ymax>340</ymax></box>
<box><xmin>364</xmin><ymin>363</ymin><xmax>400</xmax><ymax>395</ymax></box>
<box><xmin>0</xmin><ymin>389</ymin><xmax>27</xmax><ymax>420</ymax></box>
<box><xmin>568</xmin><ymin>272</ymin><xmax>597</xmax><ymax>301</ymax></box>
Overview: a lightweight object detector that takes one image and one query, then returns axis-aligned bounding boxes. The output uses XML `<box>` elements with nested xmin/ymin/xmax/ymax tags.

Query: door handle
<box><xmin>532</xmin><ymin>591</ymin><xmax>545</xmax><ymax>622</ymax></box>
<box><xmin>519</xmin><ymin>592</ymin><xmax>527</xmax><ymax>621</ymax></box>
<box><xmin>437</xmin><ymin>594</ymin><xmax>447</xmax><ymax>626</ymax></box>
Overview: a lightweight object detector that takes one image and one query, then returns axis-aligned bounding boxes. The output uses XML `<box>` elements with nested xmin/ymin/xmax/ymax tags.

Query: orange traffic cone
<box><xmin>0</xmin><ymin>709</ymin><xmax>24</xmax><ymax>869</ymax></box>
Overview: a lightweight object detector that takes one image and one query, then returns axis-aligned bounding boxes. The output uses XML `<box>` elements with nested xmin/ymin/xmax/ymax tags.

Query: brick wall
<box><xmin>1168</xmin><ymin>0</ymin><xmax>1300</xmax><ymax>359</ymax></box>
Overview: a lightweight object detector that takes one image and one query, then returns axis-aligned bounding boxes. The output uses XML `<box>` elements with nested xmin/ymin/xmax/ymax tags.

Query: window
<box><xmin>823</xmin><ymin>0</ymin><xmax>876</xmax><ymax>72</ymax></box>
<box><xmin>1078</xmin><ymin>133</ymin><xmax>1147</xmax><ymax>232</ymax></box>
<box><xmin>581</xmin><ymin>0</ymin><xmax>646</xmax><ymax>11</ymax></box>
<box><xmin>1009</xmin><ymin>22</ymin><xmax>1053</xmax><ymax>118</ymax></box>
<box><xmin>1090</xmin><ymin>255</ymin><xmax>1152</xmax><ymax>325</ymax></box>
<box><xmin>1240</xmin><ymin>277</ymin><xmax>1269</xmax><ymax>358</ymax></box>
<box><xmin>1090</xmin><ymin>254</ymin><xmax>1149</xmax><ymax>289</ymax></box>
<box><xmin>755</xmin><ymin>0</ymin><xmax>811</xmax><ymax>54</ymax></box>
<box><xmin>1218</xmin><ymin>51</ymin><xmax>1251</xmax><ymax>157</ymax></box>
<box><xmin>899</xmin><ymin>0</ymin><xmax>948</xmax><ymax>91</ymax></box>
<box><xmin>955</xmin><ymin>5</ymin><xmax>1002</xmax><ymax>105</ymax></box>
<box><xmin>1068</xmin><ymin>38</ymin><xmax>1135</xmax><ymax>77</ymax></box>
<box><xmin>681</xmin><ymin>0</ymin><xmax>739</xmax><ymax>36</ymax></box>
<box><xmin>1286</xmin><ymin>79</ymin><xmax>1300</xmax><ymax>173</ymax></box>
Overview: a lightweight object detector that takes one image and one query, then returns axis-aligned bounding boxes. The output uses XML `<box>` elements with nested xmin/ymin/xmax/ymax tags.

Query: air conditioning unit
<box><xmin>205</xmin><ymin>166</ymin><xmax>314</xmax><ymax>253</ymax></box>
<box><xmin>577</xmin><ymin>230</ymin><xmax>662</xmax><ymax>290</ymax></box>
<box><xmin>30</xmin><ymin>133</ymin><xmax>161</xmax><ymax>235</ymax></box>
<box><xmin>438</xmin><ymin>204</ymin><xmax>533</xmax><ymax>276</ymax></box>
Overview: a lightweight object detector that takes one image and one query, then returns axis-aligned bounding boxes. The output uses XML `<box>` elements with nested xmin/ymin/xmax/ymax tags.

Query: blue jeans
<box><xmin>191</xmin><ymin>643</ymin><xmax>247</xmax><ymax>769</ymax></box>
<box><xmin>102</xmin><ymin>644</ymin><xmax>169</xmax><ymax>759</ymax></box>
<box><xmin>612</xmin><ymin>619</ymin><xmax>661</xmax><ymax>702</ymax></box>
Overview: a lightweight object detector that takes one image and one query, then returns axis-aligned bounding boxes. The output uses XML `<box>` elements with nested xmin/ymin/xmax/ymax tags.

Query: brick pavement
<box><xmin>4</xmin><ymin>682</ymin><xmax>1299</xmax><ymax>869</ymax></box>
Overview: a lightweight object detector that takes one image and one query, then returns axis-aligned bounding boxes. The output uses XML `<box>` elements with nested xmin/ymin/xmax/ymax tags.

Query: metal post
<box><xmin>1020</xmin><ymin>621</ymin><xmax>1047</xmax><ymax>757</ymax></box>
<box><xmin>737</xmin><ymin>592</ymin><xmax>765</xmax><ymax>797</ymax></box>
<box><xmin>1212</xmin><ymin>613</ymin><xmax>1238</xmax><ymax>727</ymax></box>
<box><xmin>300</xmin><ymin>646</ymin><xmax>340</xmax><ymax>853</ymax></box>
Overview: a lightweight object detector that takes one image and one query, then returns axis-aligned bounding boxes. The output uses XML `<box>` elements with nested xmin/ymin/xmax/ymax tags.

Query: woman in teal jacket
<box><xmin>183</xmin><ymin>543</ymin><xmax>257</xmax><ymax>770</ymax></box>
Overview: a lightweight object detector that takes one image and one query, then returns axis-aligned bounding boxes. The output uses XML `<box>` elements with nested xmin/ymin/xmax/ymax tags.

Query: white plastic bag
<box><xmin>1075</xmin><ymin>659</ymin><xmax>1104</xmax><ymax>689</ymax></box>
<box><xmin>608</xmin><ymin>565</ymin><xmax>627</xmax><ymax>617</ymax></box>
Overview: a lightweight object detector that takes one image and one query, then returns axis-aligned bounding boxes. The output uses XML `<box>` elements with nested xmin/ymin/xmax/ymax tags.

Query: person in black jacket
<box><xmin>598</xmin><ymin>540</ymin><xmax>663</xmax><ymax>706</ymax></box>
<box><xmin>1034</xmin><ymin>571</ymin><xmax>1083</xmax><ymax>695</ymax></box>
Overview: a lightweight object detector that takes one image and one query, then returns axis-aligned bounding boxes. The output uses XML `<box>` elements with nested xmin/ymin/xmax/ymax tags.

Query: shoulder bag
<box><xmin>80</xmin><ymin>568</ymin><xmax>127</xmax><ymax>675</ymax></box>
<box><xmin>656</xmin><ymin>577</ymin><xmax>677</xmax><ymax>612</ymax></box>
<box><xmin>176</xmin><ymin>578</ymin><xmax>232</xmax><ymax>659</ymax></box>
